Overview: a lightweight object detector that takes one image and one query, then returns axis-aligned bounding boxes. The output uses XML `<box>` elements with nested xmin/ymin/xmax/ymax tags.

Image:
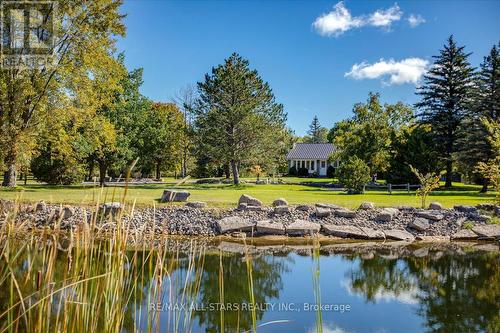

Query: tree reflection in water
<box><xmin>345</xmin><ymin>250</ymin><xmax>499</xmax><ymax>333</ymax></box>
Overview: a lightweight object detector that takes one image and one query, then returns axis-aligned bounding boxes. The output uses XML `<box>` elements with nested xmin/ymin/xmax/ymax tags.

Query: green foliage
<box><xmin>457</xmin><ymin>43</ymin><xmax>499</xmax><ymax>190</ymax></box>
<box><xmin>0</xmin><ymin>0</ymin><xmax>126</xmax><ymax>186</ymax></box>
<box><xmin>30</xmin><ymin>145</ymin><xmax>86</xmax><ymax>185</ymax></box>
<box><xmin>298</xmin><ymin>167</ymin><xmax>309</xmax><ymax>177</ymax></box>
<box><xmin>305</xmin><ymin>116</ymin><xmax>328</xmax><ymax>143</ymax></box>
<box><xmin>416</xmin><ymin>35</ymin><xmax>475</xmax><ymax>187</ymax></box>
<box><xmin>326</xmin><ymin>165</ymin><xmax>336</xmax><ymax>178</ymax></box>
<box><xmin>410</xmin><ymin>165</ymin><xmax>442</xmax><ymax>208</ymax></box>
<box><xmin>337</xmin><ymin>156</ymin><xmax>371</xmax><ymax>194</ymax></box>
<box><xmin>330</xmin><ymin>92</ymin><xmax>413</xmax><ymax>176</ymax></box>
<box><xmin>194</xmin><ymin>53</ymin><xmax>287</xmax><ymax>185</ymax></box>
<box><xmin>386</xmin><ymin>124</ymin><xmax>442</xmax><ymax>183</ymax></box>
<box><xmin>288</xmin><ymin>166</ymin><xmax>298</xmax><ymax>176</ymax></box>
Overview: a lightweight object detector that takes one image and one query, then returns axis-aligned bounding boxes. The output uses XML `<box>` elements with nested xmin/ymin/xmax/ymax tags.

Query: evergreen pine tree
<box><xmin>457</xmin><ymin>42</ymin><xmax>500</xmax><ymax>192</ymax></box>
<box><xmin>416</xmin><ymin>35</ymin><xmax>475</xmax><ymax>187</ymax></box>
<box><xmin>307</xmin><ymin>116</ymin><xmax>327</xmax><ymax>143</ymax></box>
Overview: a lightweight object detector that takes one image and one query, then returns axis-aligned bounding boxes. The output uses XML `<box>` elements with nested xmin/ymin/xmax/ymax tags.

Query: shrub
<box><xmin>326</xmin><ymin>165</ymin><xmax>335</xmax><ymax>178</ymax></box>
<box><xmin>31</xmin><ymin>148</ymin><xmax>85</xmax><ymax>185</ymax></box>
<box><xmin>409</xmin><ymin>165</ymin><xmax>442</xmax><ymax>208</ymax></box>
<box><xmin>337</xmin><ymin>156</ymin><xmax>370</xmax><ymax>194</ymax></box>
<box><xmin>297</xmin><ymin>167</ymin><xmax>309</xmax><ymax>177</ymax></box>
<box><xmin>288</xmin><ymin>165</ymin><xmax>297</xmax><ymax>176</ymax></box>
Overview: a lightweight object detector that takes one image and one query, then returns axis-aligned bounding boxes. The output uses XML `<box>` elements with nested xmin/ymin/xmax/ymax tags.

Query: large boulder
<box><xmin>274</xmin><ymin>205</ymin><xmax>290</xmax><ymax>214</ymax></box>
<box><xmin>217</xmin><ymin>217</ymin><xmax>254</xmax><ymax>234</ymax></box>
<box><xmin>416</xmin><ymin>211</ymin><xmax>444</xmax><ymax>221</ymax></box>
<box><xmin>321</xmin><ymin>225</ymin><xmax>367</xmax><ymax>238</ymax></box>
<box><xmin>451</xmin><ymin>229</ymin><xmax>478</xmax><ymax>240</ymax></box>
<box><xmin>408</xmin><ymin>218</ymin><xmax>430</xmax><ymax>231</ymax></box>
<box><xmin>428</xmin><ymin>202</ymin><xmax>443</xmax><ymax>210</ymax></box>
<box><xmin>295</xmin><ymin>205</ymin><xmax>310</xmax><ymax>211</ymax></box>
<box><xmin>272</xmin><ymin>198</ymin><xmax>288</xmax><ymax>207</ymax></box>
<box><xmin>358</xmin><ymin>227</ymin><xmax>385</xmax><ymax>239</ymax></box>
<box><xmin>383</xmin><ymin>229</ymin><xmax>415</xmax><ymax>242</ymax></box>
<box><xmin>315</xmin><ymin>207</ymin><xmax>331</xmax><ymax>218</ymax></box>
<box><xmin>185</xmin><ymin>201</ymin><xmax>206</xmax><ymax>209</ymax></box>
<box><xmin>359</xmin><ymin>202</ymin><xmax>375</xmax><ymax>210</ymax></box>
<box><xmin>238</xmin><ymin>194</ymin><xmax>262</xmax><ymax>207</ymax></box>
<box><xmin>472</xmin><ymin>224</ymin><xmax>500</xmax><ymax>239</ymax></box>
<box><xmin>256</xmin><ymin>220</ymin><xmax>286</xmax><ymax>235</ymax></box>
<box><xmin>160</xmin><ymin>189</ymin><xmax>190</xmax><ymax>202</ymax></box>
<box><xmin>316</xmin><ymin>203</ymin><xmax>343</xmax><ymax>210</ymax></box>
<box><xmin>35</xmin><ymin>201</ymin><xmax>47</xmax><ymax>212</ymax></box>
<box><xmin>376</xmin><ymin>208</ymin><xmax>399</xmax><ymax>222</ymax></box>
<box><xmin>285</xmin><ymin>219</ymin><xmax>320</xmax><ymax>236</ymax></box>
<box><xmin>335</xmin><ymin>209</ymin><xmax>357</xmax><ymax>218</ymax></box>
<box><xmin>101</xmin><ymin>202</ymin><xmax>122</xmax><ymax>217</ymax></box>
<box><xmin>454</xmin><ymin>205</ymin><xmax>477</xmax><ymax>213</ymax></box>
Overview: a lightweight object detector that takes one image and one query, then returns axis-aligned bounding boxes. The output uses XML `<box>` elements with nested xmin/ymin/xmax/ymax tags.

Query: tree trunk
<box><xmin>156</xmin><ymin>162</ymin><xmax>161</xmax><ymax>180</ymax></box>
<box><xmin>87</xmin><ymin>160</ymin><xmax>94</xmax><ymax>182</ymax></box>
<box><xmin>224</xmin><ymin>163</ymin><xmax>231</xmax><ymax>179</ymax></box>
<box><xmin>98</xmin><ymin>161</ymin><xmax>107</xmax><ymax>186</ymax></box>
<box><xmin>231</xmin><ymin>160</ymin><xmax>240</xmax><ymax>185</ymax></box>
<box><xmin>480</xmin><ymin>179</ymin><xmax>489</xmax><ymax>193</ymax></box>
<box><xmin>2</xmin><ymin>149</ymin><xmax>17</xmax><ymax>187</ymax></box>
<box><xmin>444</xmin><ymin>160</ymin><xmax>452</xmax><ymax>188</ymax></box>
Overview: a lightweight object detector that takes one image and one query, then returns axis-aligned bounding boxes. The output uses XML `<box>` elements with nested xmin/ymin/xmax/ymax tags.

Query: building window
<box><xmin>321</xmin><ymin>161</ymin><xmax>326</xmax><ymax>168</ymax></box>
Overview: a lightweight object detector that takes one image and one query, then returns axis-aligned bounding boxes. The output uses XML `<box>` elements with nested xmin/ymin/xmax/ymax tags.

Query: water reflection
<box><xmin>0</xmin><ymin>240</ymin><xmax>498</xmax><ymax>333</ymax></box>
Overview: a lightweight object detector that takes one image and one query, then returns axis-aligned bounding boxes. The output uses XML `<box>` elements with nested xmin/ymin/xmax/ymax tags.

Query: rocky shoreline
<box><xmin>1</xmin><ymin>195</ymin><xmax>499</xmax><ymax>243</ymax></box>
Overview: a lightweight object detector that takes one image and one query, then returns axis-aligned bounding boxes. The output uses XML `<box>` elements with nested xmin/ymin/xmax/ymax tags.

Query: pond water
<box><xmin>1</xmin><ymin>240</ymin><xmax>498</xmax><ymax>333</ymax></box>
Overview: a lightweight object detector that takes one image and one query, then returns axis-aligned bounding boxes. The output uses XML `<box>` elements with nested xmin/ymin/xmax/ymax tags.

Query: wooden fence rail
<box><xmin>363</xmin><ymin>183</ymin><xmax>421</xmax><ymax>194</ymax></box>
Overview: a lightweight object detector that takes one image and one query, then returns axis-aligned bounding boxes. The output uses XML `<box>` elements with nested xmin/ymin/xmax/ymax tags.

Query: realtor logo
<box><xmin>0</xmin><ymin>0</ymin><xmax>56</xmax><ymax>68</ymax></box>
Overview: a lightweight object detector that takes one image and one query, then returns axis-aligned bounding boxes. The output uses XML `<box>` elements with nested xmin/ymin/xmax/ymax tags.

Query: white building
<box><xmin>286</xmin><ymin>143</ymin><xmax>338</xmax><ymax>177</ymax></box>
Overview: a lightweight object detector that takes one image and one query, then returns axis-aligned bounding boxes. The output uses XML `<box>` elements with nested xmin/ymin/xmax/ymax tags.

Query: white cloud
<box><xmin>407</xmin><ymin>14</ymin><xmax>426</xmax><ymax>27</ymax></box>
<box><xmin>345</xmin><ymin>58</ymin><xmax>429</xmax><ymax>85</ymax></box>
<box><xmin>313</xmin><ymin>2</ymin><xmax>403</xmax><ymax>37</ymax></box>
<box><xmin>312</xmin><ymin>2</ymin><xmax>364</xmax><ymax>37</ymax></box>
<box><xmin>368</xmin><ymin>4</ymin><xmax>402</xmax><ymax>28</ymax></box>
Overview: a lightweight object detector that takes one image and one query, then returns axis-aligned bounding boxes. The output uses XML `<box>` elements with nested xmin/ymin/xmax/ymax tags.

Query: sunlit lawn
<box><xmin>0</xmin><ymin>178</ymin><xmax>495</xmax><ymax>209</ymax></box>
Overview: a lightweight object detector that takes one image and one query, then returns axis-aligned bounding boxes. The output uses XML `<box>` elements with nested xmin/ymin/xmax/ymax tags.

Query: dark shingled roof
<box><xmin>286</xmin><ymin>143</ymin><xmax>335</xmax><ymax>160</ymax></box>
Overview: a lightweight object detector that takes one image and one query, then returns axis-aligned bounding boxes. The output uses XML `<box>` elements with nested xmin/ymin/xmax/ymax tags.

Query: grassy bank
<box><xmin>0</xmin><ymin>179</ymin><xmax>496</xmax><ymax>209</ymax></box>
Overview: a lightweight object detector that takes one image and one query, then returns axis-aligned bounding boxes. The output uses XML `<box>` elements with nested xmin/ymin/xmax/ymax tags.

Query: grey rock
<box><xmin>185</xmin><ymin>201</ymin><xmax>206</xmax><ymax>209</ymax></box>
<box><xmin>315</xmin><ymin>207</ymin><xmax>331</xmax><ymax>218</ymax></box>
<box><xmin>62</xmin><ymin>206</ymin><xmax>74</xmax><ymax>219</ymax></box>
<box><xmin>101</xmin><ymin>202</ymin><xmax>122</xmax><ymax>217</ymax></box>
<box><xmin>35</xmin><ymin>201</ymin><xmax>47</xmax><ymax>212</ymax></box>
<box><xmin>315</xmin><ymin>203</ymin><xmax>343</xmax><ymax>210</ymax></box>
<box><xmin>272</xmin><ymin>198</ymin><xmax>288</xmax><ymax>207</ymax></box>
<box><xmin>477</xmin><ymin>215</ymin><xmax>492</xmax><ymax>222</ymax></box>
<box><xmin>286</xmin><ymin>219</ymin><xmax>321</xmax><ymax>236</ymax></box>
<box><xmin>246</xmin><ymin>206</ymin><xmax>265</xmax><ymax>212</ymax></box>
<box><xmin>160</xmin><ymin>189</ymin><xmax>190</xmax><ymax>202</ymax></box>
<box><xmin>409</xmin><ymin>217</ymin><xmax>430</xmax><ymax>231</ymax></box>
<box><xmin>476</xmin><ymin>203</ymin><xmax>496</xmax><ymax>211</ymax></box>
<box><xmin>416</xmin><ymin>211</ymin><xmax>444</xmax><ymax>221</ymax></box>
<box><xmin>451</xmin><ymin>229</ymin><xmax>478</xmax><ymax>240</ymax></box>
<box><xmin>472</xmin><ymin>224</ymin><xmax>500</xmax><ymax>239</ymax></box>
<box><xmin>359</xmin><ymin>202</ymin><xmax>375</xmax><ymax>210</ymax></box>
<box><xmin>256</xmin><ymin>219</ymin><xmax>285</xmax><ymax>235</ymax></box>
<box><xmin>217</xmin><ymin>216</ymin><xmax>254</xmax><ymax>234</ymax></box>
<box><xmin>295</xmin><ymin>205</ymin><xmax>310</xmax><ymax>211</ymax></box>
<box><xmin>496</xmin><ymin>206</ymin><xmax>500</xmax><ymax>217</ymax></box>
<box><xmin>384</xmin><ymin>229</ymin><xmax>415</xmax><ymax>242</ymax></box>
<box><xmin>274</xmin><ymin>205</ymin><xmax>290</xmax><ymax>214</ymax></box>
<box><xmin>428</xmin><ymin>202</ymin><xmax>443</xmax><ymax>210</ymax></box>
<box><xmin>454</xmin><ymin>216</ymin><xmax>468</xmax><ymax>228</ymax></box>
<box><xmin>335</xmin><ymin>209</ymin><xmax>357</xmax><ymax>218</ymax></box>
<box><xmin>454</xmin><ymin>205</ymin><xmax>477</xmax><ymax>213</ymax></box>
<box><xmin>376</xmin><ymin>208</ymin><xmax>399</xmax><ymax>222</ymax></box>
<box><xmin>358</xmin><ymin>227</ymin><xmax>385</xmax><ymax>239</ymax></box>
<box><xmin>322</xmin><ymin>225</ymin><xmax>371</xmax><ymax>239</ymax></box>
<box><xmin>237</xmin><ymin>203</ymin><xmax>248</xmax><ymax>211</ymax></box>
<box><xmin>238</xmin><ymin>194</ymin><xmax>262</xmax><ymax>207</ymax></box>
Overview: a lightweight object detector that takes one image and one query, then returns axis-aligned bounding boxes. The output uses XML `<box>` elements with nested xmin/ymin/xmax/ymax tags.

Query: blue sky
<box><xmin>117</xmin><ymin>0</ymin><xmax>500</xmax><ymax>136</ymax></box>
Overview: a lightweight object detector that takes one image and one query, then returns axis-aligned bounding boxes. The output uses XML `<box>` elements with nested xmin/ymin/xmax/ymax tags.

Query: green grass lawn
<box><xmin>0</xmin><ymin>179</ymin><xmax>496</xmax><ymax>209</ymax></box>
